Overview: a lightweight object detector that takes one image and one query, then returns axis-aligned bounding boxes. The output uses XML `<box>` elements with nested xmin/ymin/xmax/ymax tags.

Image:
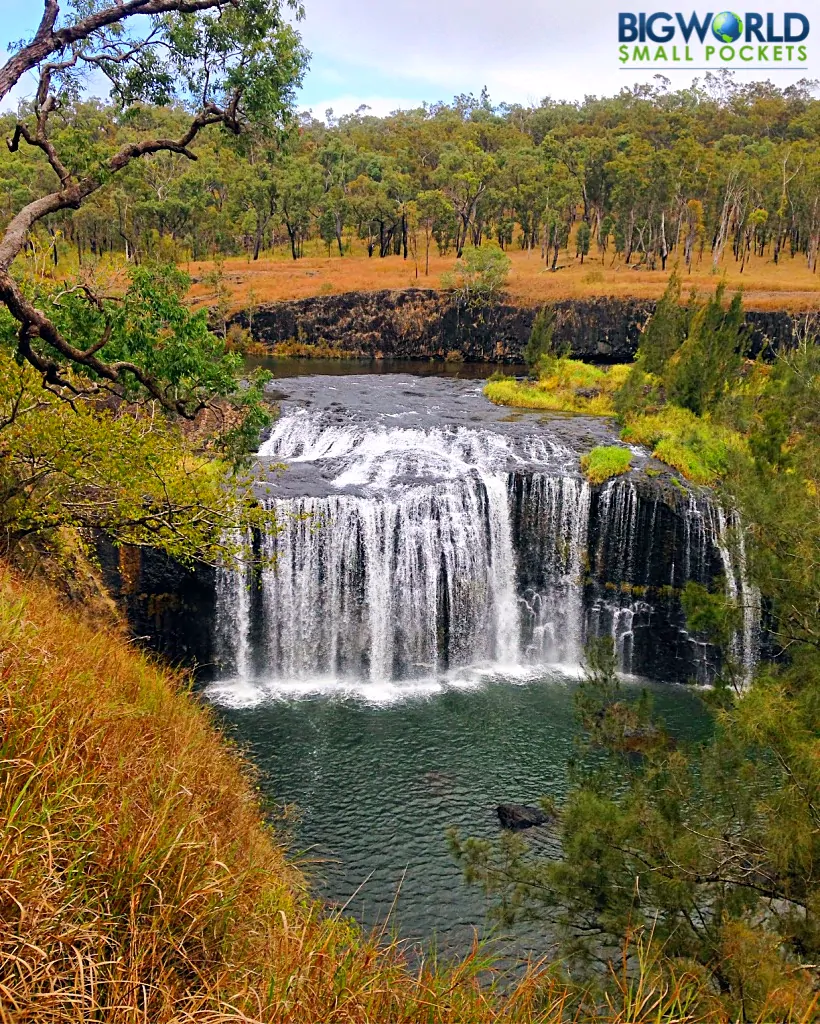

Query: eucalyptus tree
<box><xmin>415</xmin><ymin>188</ymin><xmax>452</xmax><ymax>271</ymax></box>
<box><xmin>435</xmin><ymin>141</ymin><xmax>497</xmax><ymax>257</ymax></box>
<box><xmin>0</xmin><ymin>0</ymin><xmax>307</xmax><ymax>414</ymax></box>
<box><xmin>278</xmin><ymin>155</ymin><xmax>322</xmax><ymax>259</ymax></box>
<box><xmin>232</xmin><ymin>141</ymin><xmax>280</xmax><ymax>260</ymax></box>
<box><xmin>316</xmin><ymin>136</ymin><xmax>358</xmax><ymax>255</ymax></box>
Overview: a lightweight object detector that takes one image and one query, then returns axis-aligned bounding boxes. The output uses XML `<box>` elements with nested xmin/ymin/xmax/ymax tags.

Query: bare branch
<box><xmin>0</xmin><ymin>0</ymin><xmax>230</xmax><ymax>102</ymax></box>
<box><xmin>7</xmin><ymin>119</ymin><xmax>73</xmax><ymax>188</ymax></box>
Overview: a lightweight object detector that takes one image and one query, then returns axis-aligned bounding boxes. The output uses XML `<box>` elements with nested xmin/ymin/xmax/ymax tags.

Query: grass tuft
<box><xmin>581</xmin><ymin>446</ymin><xmax>633</xmax><ymax>484</ymax></box>
<box><xmin>484</xmin><ymin>360</ymin><xmax>629</xmax><ymax>416</ymax></box>
<box><xmin>620</xmin><ymin>407</ymin><xmax>745</xmax><ymax>485</ymax></box>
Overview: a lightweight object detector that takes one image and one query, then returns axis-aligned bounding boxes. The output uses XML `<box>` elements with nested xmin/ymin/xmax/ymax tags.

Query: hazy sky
<box><xmin>1</xmin><ymin>1</ymin><xmax>818</xmax><ymax>115</ymax></box>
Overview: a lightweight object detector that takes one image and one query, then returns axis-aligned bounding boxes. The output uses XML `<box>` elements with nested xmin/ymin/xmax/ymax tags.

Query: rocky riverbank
<box><xmin>231</xmin><ymin>289</ymin><xmax>801</xmax><ymax>364</ymax></box>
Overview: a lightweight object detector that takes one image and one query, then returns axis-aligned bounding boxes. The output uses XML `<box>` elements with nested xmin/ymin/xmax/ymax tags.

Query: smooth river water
<box><xmin>214</xmin><ymin>674</ymin><xmax>710</xmax><ymax>957</ymax></box>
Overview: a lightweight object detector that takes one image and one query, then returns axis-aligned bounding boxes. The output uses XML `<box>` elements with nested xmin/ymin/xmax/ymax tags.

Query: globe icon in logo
<box><xmin>712</xmin><ymin>11</ymin><xmax>743</xmax><ymax>43</ymax></box>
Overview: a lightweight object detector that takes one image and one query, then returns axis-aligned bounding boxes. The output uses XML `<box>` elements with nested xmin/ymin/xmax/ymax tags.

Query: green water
<box><xmin>211</xmin><ymin>671</ymin><xmax>711</xmax><ymax>957</ymax></box>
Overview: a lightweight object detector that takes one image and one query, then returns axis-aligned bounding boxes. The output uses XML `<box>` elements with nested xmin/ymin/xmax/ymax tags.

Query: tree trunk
<box><xmin>286</xmin><ymin>221</ymin><xmax>298</xmax><ymax>260</ymax></box>
<box><xmin>335</xmin><ymin>212</ymin><xmax>344</xmax><ymax>256</ymax></box>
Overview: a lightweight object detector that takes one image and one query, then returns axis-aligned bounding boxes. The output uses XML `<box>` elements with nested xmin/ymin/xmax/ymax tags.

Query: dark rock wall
<box><xmin>234</xmin><ymin>290</ymin><xmax>800</xmax><ymax>364</ymax></box>
<box><xmin>96</xmin><ymin>539</ymin><xmax>217</xmax><ymax>670</ymax></box>
<box><xmin>584</xmin><ymin>480</ymin><xmax>724</xmax><ymax>684</ymax></box>
<box><xmin>508</xmin><ymin>474</ymin><xmax>725</xmax><ymax>684</ymax></box>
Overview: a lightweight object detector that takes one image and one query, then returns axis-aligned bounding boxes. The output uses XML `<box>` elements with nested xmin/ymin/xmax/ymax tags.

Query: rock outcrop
<box><xmin>496</xmin><ymin>803</ymin><xmax>551</xmax><ymax>830</ymax></box>
<box><xmin>233</xmin><ymin>289</ymin><xmax>800</xmax><ymax>364</ymax></box>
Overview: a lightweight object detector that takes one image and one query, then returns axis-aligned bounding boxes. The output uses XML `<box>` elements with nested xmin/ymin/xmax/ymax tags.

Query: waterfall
<box><xmin>707</xmin><ymin>504</ymin><xmax>761</xmax><ymax>681</ymax></box>
<box><xmin>215</xmin><ymin>528</ymin><xmax>252</xmax><ymax>678</ymax></box>
<box><xmin>513</xmin><ymin>474</ymin><xmax>591</xmax><ymax>665</ymax></box>
<box><xmin>211</xmin><ymin>400</ymin><xmax>760</xmax><ymax>694</ymax></box>
<box><xmin>257</xmin><ymin>477</ymin><xmax>529</xmax><ymax>683</ymax></box>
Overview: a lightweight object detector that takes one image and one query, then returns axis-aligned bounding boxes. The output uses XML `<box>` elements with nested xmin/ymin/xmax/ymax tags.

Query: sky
<box><xmin>1</xmin><ymin>1</ymin><xmax>818</xmax><ymax>117</ymax></box>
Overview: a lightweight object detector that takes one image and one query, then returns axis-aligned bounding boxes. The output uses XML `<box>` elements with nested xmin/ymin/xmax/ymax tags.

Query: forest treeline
<box><xmin>5</xmin><ymin>73</ymin><xmax>820</xmax><ymax>273</ymax></box>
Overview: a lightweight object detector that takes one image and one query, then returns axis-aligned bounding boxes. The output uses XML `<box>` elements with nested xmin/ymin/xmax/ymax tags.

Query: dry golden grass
<box><xmin>187</xmin><ymin>241</ymin><xmax>820</xmax><ymax>312</ymax></box>
<box><xmin>0</xmin><ymin>563</ymin><xmax>556</xmax><ymax>1023</ymax></box>
<box><xmin>1</xmin><ymin>563</ymin><xmax>816</xmax><ymax>1023</ymax></box>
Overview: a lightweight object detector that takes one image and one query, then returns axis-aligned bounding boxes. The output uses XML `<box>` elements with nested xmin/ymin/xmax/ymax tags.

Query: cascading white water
<box><xmin>256</xmin><ymin>478</ymin><xmax>526</xmax><ymax>683</ymax></box>
<box><xmin>214</xmin><ymin>402</ymin><xmax>594</xmax><ymax>687</ymax></box>
<box><xmin>213</xmin><ymin>381</ymin><xmax>760</xmax><ymax>695</ymax></box>
<box><xmin>707</xmin><ymin>504</ymin><xmax>761</xmax><ymax>681</ymax></box>
<box><xmin>215</xmin><ymin>528</ymin><xmax>252</xmax><ymax>679</ymax></box>
<box><xmin>515</xmin><ymin>474</ymin><xmax>591</xmax><ymax>665</ymax></box>
<box><xmin>588</xmin><ymin>479</ymin><xmax>760</xmax><ymax>683</ymax></box>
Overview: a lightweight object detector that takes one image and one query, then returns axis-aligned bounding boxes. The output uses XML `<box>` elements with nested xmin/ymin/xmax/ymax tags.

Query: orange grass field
<box><xmin>187</xmin><ymin>241</ymin><xmax>820</xmax><ymax>312</ymax></box>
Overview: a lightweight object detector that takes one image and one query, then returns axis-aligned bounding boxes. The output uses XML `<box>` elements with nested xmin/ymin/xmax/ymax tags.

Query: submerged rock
<box><xmin>496</xmin><ymin>803</ymin><xmax>550</xmax><ymax>830</ymax></box>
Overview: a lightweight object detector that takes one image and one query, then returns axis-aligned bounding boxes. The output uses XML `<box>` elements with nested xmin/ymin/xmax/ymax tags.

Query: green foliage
<box><xmin>453</xmin><ymin>632</ymin><xmax>820</xmax><ymax>1018</ymax></box>
<box><xmin>725</xmin><ymin>335</ymin><xmax>820</xmax><ymax>653</ymax></box>
<box><xmin>0</xmin><ymin>265</ymin><xmax>276</xmax><ymax>563</ymax></box>
<box><xmin>638</xmin><ymin>270</ymin><xmax>689</xmax><ymax>376</ymax></box>
<box><xmin>6</xmin><ymin>78</ymin><xmax>820</xmax><ymax>274</ymax></box>
<box><xmin>485</xmin><ymin>359</ymin><xmax>631</xmax><ymax>416</ymax></box>
<box><xmin>580</xmin><ymin>446</ymin><xmax>632</xmax><ymax>484</ymax></box>
<box><xmin>3</xmin><ymin>264</ymin><xmax>272</xmax><ymax>466</ymax></box>
<box><xmin>666</xmin><ymin>284</ymin><xmax>748</xmax><ymax>416</ymax></box>
<box><xmin>52</xmin><ymin>266</ymin><xmax>241</xmax><ymax>400</ymax></box>
<box><xmin>0</xmin><ymin>347</ymin><xmax>271</xmax><ymax>564</ymax></box>
<box><xmin>612</xmin><ymin>363</ymin><xmax>660</xmax><ymax>421</ymax></box>
<box><xmin>443</xmin><ymin>243</ymin><xmax>511</xmax><ymax>304</ymax></box>
<box><xmin>613</xmin><ymin>271</ymin><xmax>686</xmax><ymax>421</ymax></box>
<box><xmin>620</xmin><ymin>406</ymin><xmax>744</xmax><ymax>485</ymax></box>
<box><xmin>464</xmin><ymin>312</ymin><xmax>820</xmax><ymax>1018</ymax></box>
<box><xmin>523</xmin><ymin>305</ymin><xmax>559</xmax><ymax>374</ymax></box>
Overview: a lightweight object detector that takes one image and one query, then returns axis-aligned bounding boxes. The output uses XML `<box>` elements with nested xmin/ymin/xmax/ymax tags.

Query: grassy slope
<box><xmin>0</xmin><ymin>564</ymin><xmax>563</xmax><ymax>1023</ymax></box>
<box><xmin>186</xmin><ymin>242</ymin><xmax>820</xmax><ymax>312</ymax></box>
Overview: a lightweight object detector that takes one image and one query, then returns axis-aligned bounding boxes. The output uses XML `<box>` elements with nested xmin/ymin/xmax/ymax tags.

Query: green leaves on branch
<box><xmin>0</xmin><ymin>264</ymin><xmax>276</xmax><ymax>562</ymax></box>
<box><xmin>17</xmin><ymin>264</ymin><xmax>270</xmax><ymax>448</ymax></box>
<box><xmin>666</xmin><ymin>284</ymin><xmax>748</xmax><ymax>417</ymax></box>
<box><xmin>0</xmin><ymin>347</ymin><xmax>272</xmax><ymax>564</ymax></box>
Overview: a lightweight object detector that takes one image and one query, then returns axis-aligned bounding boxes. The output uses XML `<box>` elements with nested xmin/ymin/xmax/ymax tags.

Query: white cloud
<box><xmin>301</xmin><ymin>95</ymin><xmax>432</xmax><ymax>119</ymax></box>
<box><xmin>297</xmin><ymin>0</ymin><xmax>820</xmax><ymax>106</ymax></box>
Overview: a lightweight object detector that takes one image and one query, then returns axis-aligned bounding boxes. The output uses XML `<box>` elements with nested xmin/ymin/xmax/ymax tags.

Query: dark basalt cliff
<box><xmin>233</xmin><ymin>289</ymin><xmax>799</xmax><ymax>364</ymax></box>
<box><xmin>97</xmin><ymin>540</ymin><xmax>217</xmax><ymax>670</ymax></box>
